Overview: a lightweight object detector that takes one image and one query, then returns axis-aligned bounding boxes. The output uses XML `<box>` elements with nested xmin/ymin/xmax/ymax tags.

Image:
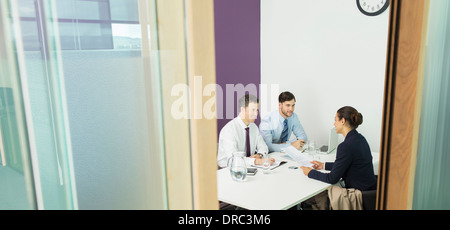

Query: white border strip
<box><xmin>9</xmin><ymin>0</ymin><xmax>44</xmax><ymax>210</ymax></box>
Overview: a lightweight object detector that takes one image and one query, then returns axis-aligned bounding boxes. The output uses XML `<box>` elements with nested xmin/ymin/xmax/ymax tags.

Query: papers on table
<box><xmin>251</xmin><ymin>160</ymin><xmax>285</xmax><ymax>170</ymax></box>
<box><xmin>282</xmin><ymin>146</ymin><xmax>314</xmax><ymax>167</ymax></box>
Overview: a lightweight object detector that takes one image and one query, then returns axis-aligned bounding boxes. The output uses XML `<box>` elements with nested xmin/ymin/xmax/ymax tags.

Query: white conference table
<box><xmin>217</xmin><ymin>150</ymin><xmax>379</xmax><ymax>210</ymax></box>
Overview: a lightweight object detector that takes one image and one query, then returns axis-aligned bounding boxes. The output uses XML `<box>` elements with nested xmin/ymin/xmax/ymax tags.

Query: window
<box><xmin>19</xmin><ymin>0</ymin><xmax>141</xmax><ymax>51</ymax></box>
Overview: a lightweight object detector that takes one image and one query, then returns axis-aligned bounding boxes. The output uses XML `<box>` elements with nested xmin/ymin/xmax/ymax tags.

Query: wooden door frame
<box><xmin>378</xmin><ymin>0</ymin><xmax>430</xmax><ymax>210</ymax></box>
<box><xmin>153</xmin><ymin>0</ymin><xmax>218</xmax><ymax>210</ymax></box>
<box><xmin>185</xmin><ymin>0</ymin><xmax>219</xmax><ymax>210</ymax></box>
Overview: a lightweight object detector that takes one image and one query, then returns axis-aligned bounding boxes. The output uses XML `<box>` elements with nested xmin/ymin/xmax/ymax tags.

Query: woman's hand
<box><xmin>300</xmin><ymin>166</ymin><xmax>312</xmax><ymax>176</ymax></box>
<box><xmin>301</xmin><ymin>161</ymin><xmax>324</xmax><ymax>176</ymax></box>
<box><xmin>310</xmin><ymin>161</ymin><xmax>324</xmax><ymax>170</ymax></box>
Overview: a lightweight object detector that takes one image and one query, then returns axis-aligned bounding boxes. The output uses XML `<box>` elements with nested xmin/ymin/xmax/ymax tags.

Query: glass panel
<box><xmin>75</xmin><ymin>0</ymin><xmax>109</xmax><ymax>20</ymax></box>
<box><xmin>56</xmin><ymin>0</ymin><xmax>167</xmax><ymax>209</ymax></box>
<box><xmin>111</xmin><ymin>23</ymin><xmax>142</xmax><ymax>49</ymax></box>
<box><xmin>46</xmin><ymin>0</ymin><xmax>141</xmax><ymax>51</ymax></box>
<box><xmin>58</xmin><ymin>21</ymin><xmax>79</xmax><ymax>50</ymax></box>
<box><xmin>0</xmin><ymin>1</ymin><xmax>37</xmax><ymax>210</ymax></box>
<box><xmin>15</xmin><ymin>0</ymin><xmax>78</xmax><ymax>209</ymax></box>
<box><xmin>109</xmin><ymin>0</ymin><xmax>139</xmax><ymax>22</ymax></box>
<box><xmin>17</xmin><ymin>0</ymin><xmax>36</xmax><ymax>18</ymax></box>
<box><xmin>54</xmin><ymin>0</ymin><xmax>76</xmax><ymax>19</ymax></box>
<box><xmin>413</xmin><ymin>0</ymin><xmax>450</xmax><ymax>210</ymax></box>
<box><xmin>19</xmin><ymin>20</ymin><xmax>41</xmax><ymax>51</ymax></box>
<box><xmin>2</xmin><ymin>0</ymin><xmax>168</xmax><ymax>210</ymax></box>
<box><xmin>77</xmin><ymin>22</ymin><xmax>113</xmax><ymax>49</ymax></box>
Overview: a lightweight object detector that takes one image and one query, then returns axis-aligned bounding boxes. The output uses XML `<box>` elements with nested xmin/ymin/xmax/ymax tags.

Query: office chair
<box><xmin>219</xmin><ymin>201</ymin><xmax>233</xmax><ymax>210</ymax></box>
<box><xmin>361</xmin><ymin>175</ymin><xmax>378</xmax><ymax>210</ymax></box>
<box><xmin>361</xmin><ymin>190</ymin><xmax>377</xmax><ymax>210</ymax></box>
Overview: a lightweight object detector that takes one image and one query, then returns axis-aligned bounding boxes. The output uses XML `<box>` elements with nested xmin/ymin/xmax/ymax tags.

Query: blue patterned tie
<box><xmin>280</xmin><ymin>119</ymin><xmax>289</xmax><ymax>143</ymax></box>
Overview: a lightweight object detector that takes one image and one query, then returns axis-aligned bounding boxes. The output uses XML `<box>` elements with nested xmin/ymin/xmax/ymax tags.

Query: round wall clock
<box><xmin>356</xmin><ymin>0</ymin><xmax>390</xmax><ymax>16</ymax></box>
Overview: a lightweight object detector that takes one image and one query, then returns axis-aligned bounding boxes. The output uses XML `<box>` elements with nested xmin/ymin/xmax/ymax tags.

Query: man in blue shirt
<box><xmin>259</xmin><ymin>92</ymin><xmax>308</xmax><ymax>153</ymax></box>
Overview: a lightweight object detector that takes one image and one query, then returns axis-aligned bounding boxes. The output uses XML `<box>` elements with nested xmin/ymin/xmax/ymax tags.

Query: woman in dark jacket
<box><xmin>301</xmin><ymin>106</ymin><xmax>377</xmax><ymax>191</ymax></box>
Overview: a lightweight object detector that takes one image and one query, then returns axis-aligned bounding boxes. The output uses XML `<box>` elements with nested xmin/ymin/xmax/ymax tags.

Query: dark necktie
<box><xmin>280</xmin><ymin>119</ymin><xmax>289</xmax><ymax>143</ymax></box>
<box><xmin>245</xmin><ymin>127</ymin><xmax>250</xmax><ymax>157</ymax></box>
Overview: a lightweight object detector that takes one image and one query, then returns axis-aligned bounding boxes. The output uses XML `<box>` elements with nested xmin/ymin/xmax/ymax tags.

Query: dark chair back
<box><xmin>361</xmin><ymin>175</ymin><xmax>378</xmax><ymax>210</ymax></box>
<box><xmin>361</xmin><ymin>189</ymin><xmax>377</xmax><ymax>210</ymax></box>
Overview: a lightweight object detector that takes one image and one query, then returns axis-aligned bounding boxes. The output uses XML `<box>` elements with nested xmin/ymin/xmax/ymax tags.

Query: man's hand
<box><xmin>251</xmin><ymin>155</ymin><xmax>275</xmax><ymax>165</ymax></box>
<box><xmin>250</xmin><ymin>154</ymin><xmax>262</xmax><ymax>159</ymax></box>
<box><xmin>291</xmin><ymin>139</ymin><xmax>306</xmax><ymax>149</ymax></box>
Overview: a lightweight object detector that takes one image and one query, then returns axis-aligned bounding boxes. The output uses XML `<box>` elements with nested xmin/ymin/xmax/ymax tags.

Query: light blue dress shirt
<box><xmin>259</xmin><ymin>110</ymin><xmax>308</xmax><ymax>152</ymax></box>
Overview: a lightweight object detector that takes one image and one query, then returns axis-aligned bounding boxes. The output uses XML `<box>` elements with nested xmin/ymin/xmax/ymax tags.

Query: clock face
<box><xmin>356</xmin><ymin>0</ymin><xmax>390</xmax><ymax>16</ymax></box>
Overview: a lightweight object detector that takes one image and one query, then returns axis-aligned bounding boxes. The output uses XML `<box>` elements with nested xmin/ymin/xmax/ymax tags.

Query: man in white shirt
<box><xmin>259</xmin><ymin>91</ymin><xmax>308</xmax><ymax>153</ymax></box>
<box><xmin>217</xmin><ymin>94</ymin><xmax>273</xmax><ymax>168</ymax></box>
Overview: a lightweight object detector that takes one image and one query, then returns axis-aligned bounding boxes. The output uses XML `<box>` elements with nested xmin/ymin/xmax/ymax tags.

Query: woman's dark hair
<box><xmin>279</xmin><ymin>91</ymin><xmax>296</xmax><ymax>103</ymax></box>
<box><xmin>337</xmin><ymin>106</ymin><xmax>363</xmax><ymax>129</ymax></box>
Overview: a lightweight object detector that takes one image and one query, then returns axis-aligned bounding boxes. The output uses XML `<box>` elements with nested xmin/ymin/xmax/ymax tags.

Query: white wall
<box><xmin>261</xmin><ymin>0</ymin><xmax>389</xmax><ymax>152</ymax></box>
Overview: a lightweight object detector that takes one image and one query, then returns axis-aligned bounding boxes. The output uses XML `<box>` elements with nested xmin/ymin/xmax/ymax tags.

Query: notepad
<box><xmin>251</xmin><ymin>160</ymin><xmax>286</xmax><ymax>170</ymax></box>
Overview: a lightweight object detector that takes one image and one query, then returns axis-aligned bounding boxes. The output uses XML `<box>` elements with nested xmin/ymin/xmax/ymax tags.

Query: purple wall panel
<box><xmin>214</xmin><ymin>0</ymin><xmax>261</xmax><ymax>138</ymax></box>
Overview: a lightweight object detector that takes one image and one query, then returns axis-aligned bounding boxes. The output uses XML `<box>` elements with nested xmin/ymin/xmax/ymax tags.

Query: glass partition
<box><xmin>52</xmin><ymin>0</ymin><xmax>167</xmax><ymax>209</ymax></box>
<box><xmin>1</xmin><ymin>0</ymin><xmax>168</xmax><ymax>210</ymax></box>
<box><xmin>413</xmin><ymin>0</ymin><xmax>450</xmax><ymax>210</ymax></box>
<box><xmin>0</xmin><ymin>1</ymin><xmax>37</xmax><ymax>210</ymax></box>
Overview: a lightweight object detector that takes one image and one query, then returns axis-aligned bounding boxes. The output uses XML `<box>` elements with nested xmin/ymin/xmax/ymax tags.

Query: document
<box><xmin>283</xmin><ymin>146</ymin><xmax>314</xmax><ymax>167</ymax></box>
<box><xmin>251</xmin><ymin>160</ymin><xmax>286</xmax><ymax>170</ymax></box>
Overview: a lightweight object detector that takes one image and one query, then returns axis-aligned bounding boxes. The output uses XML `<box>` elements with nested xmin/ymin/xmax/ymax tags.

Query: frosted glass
<box><xmin>61</xmin><ymin>51</ymin><xmax>163</xmax><ymax>209</ymax></box>
<box><xmin>51</xmin><ymin>0</ymin><xmax>167</xmax><ymax>209</ymax></box>
<box><xmin>2</xmin><ymin>0</ymin><xmax>169</xmax><ymax>210</ymax></box>
<box><xmin>413</xmin><ymin>0</ymin><xmax>450</xmax><ymax>210</ymax></box>
<box><xmin>110</xmin><ymin>0</ymin><xmax>139</xmax><ymax>22</ymax></box>
<box><xmin>0</xmin><ymin>1</ymin><xmax>37</xmax><ymax>210</ymax></box>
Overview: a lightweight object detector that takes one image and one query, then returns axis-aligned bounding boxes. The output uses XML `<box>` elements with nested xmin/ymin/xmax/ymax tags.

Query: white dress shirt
<box><xmin>217</xmin><ymin>116</ymin><xmax>269</xmax><ymax>168</ymax></box>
